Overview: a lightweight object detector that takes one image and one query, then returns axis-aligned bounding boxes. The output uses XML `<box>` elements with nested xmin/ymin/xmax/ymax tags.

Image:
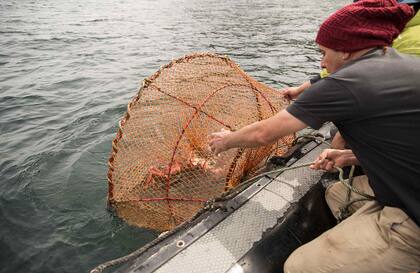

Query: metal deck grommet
<box><xmin>176</xmin><ymin>240</ymin><xmax>185</xmax><ymax>248</ymax></box>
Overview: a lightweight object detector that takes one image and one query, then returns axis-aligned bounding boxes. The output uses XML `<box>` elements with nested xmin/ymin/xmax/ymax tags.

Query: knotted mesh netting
<box><xmin>107</xmin><ymin>53</ymin><xmax>295</xmax><ymax>232</ymax></box>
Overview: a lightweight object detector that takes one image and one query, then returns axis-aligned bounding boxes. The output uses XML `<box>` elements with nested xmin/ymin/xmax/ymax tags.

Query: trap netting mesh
<box><xmin>108</xmin><ymin>53</ymin><xmax>295</xmax><ymax>232</ymax></box>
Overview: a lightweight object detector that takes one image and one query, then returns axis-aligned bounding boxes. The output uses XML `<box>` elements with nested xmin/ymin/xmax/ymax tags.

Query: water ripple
<box><xmin>0</xmin><ymin>0</ymin><xmax>347</xmax><ymax>272</ymax></box>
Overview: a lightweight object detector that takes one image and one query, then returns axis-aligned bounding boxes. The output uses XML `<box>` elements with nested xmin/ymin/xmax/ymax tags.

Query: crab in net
<box><xmin>144</xmin><ymin>152</ymin><xmax>224</xmax><ymax>190</ymax></box>
<box><xmin>107</xmin><ymin>53</ymin><xmax>295</xmax><ymax>232</ymax></box>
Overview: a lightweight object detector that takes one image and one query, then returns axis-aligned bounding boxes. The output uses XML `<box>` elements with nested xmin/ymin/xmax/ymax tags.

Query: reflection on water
<box><xmin>0</xmin><ymin>0</ymin><xmax>346</xmax><ymax>272</ymax></box>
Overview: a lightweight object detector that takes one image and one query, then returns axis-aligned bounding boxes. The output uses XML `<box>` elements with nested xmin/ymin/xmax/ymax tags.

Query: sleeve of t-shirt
<box><xmin>286</xmin><ymin>78</ymin><xmax>359</xmax><ymax>129</ymax></box>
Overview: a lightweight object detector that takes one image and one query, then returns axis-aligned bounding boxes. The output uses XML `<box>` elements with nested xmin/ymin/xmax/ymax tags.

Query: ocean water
<box><xmin>0</xmin><ymin>0</ymin><xmax>346</xmax><ymax>272</ymax></box>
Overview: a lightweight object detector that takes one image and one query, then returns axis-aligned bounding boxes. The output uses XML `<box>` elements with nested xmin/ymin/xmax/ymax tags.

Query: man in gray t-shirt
<box><xmin>287</xmin><ymin>47</ymin><xmax>420</xmax><ymax>226</ymax></box>
<box><xmin>209</xmin><ymin>0</ymin><xmax>420</xmax><ymax>272</ymax></box>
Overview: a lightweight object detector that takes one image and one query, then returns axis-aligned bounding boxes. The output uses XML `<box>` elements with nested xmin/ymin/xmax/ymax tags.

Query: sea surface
<box><xmin>0</xmin><ymin>0</ymin><xmax>346</xmax><ymax>272</ymax></box>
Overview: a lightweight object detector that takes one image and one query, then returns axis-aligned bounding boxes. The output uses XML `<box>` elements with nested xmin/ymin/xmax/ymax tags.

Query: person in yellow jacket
<box><xmin>393</xmin><ymin>0</ymin><xmax>420</xmax><ymax>54</ymax></box>
<box><xmin>281</xmin><ymin>0</ymin><xmax>420</xmax><ymax>100</ymax></box>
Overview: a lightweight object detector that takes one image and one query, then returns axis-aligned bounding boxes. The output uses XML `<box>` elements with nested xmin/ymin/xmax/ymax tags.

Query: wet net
<box><xmin>107</xmin><ymin>53</ymin><xmax>295</xmax><ymax>232</ymax></box>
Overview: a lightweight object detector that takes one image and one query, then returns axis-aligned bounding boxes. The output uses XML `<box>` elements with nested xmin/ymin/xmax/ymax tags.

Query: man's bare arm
<box><xmin>209</xmin><ymin>109</ymin><xmax>307</xmax><ymax>155</ymax></box>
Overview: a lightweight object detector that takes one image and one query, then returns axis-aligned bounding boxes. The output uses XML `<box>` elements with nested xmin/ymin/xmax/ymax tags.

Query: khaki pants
<box><xmin>284</xmin><ymin>175</ymin><xmax>420</xmax><ymax>273</ymax></box>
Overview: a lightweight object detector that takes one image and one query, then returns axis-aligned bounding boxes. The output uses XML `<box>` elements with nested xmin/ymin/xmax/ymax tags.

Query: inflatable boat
<box><xmin>103</xmin><ymin>124</ymin><xmax>344</xmax><ymax>273</ymax></box>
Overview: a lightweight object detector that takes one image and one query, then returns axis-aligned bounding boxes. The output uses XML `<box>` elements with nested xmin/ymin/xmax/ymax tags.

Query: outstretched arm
<box><xmin>209</xmin><ymin>109</ymin><xmax>307</xmax><ymax>155</ymax></box>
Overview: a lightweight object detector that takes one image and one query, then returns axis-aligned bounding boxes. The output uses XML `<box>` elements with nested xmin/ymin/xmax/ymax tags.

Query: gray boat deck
<box><xmin>131</xmin><ymin>142</ymin><xmax>329</xmax><ymax>273</ymax></box>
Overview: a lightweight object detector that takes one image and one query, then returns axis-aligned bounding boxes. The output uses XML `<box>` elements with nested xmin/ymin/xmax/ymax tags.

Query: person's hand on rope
<box><xmin>310</xmin><ymin>148</ymin><xmax>359</xmax><ymax>172</ymax></box>
<box><xmin>280</xmin><ymin>81</ymin><xmax>311</xmax><ymax>100</ymax></box>
<box><xmin>209</xmin><ymin>128</ymin><xmax>232</xmax><ymax>156</ymax></box>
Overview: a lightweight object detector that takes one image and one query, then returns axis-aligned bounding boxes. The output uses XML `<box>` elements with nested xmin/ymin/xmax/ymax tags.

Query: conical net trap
<box><xmin>107</xmin><ymin>53</ymin><xmax>295</xmax><ymax>232</ymax></box>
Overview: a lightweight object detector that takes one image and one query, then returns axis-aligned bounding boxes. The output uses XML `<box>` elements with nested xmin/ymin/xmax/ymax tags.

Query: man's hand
<box><xmin>280</xmin><ymin>86</ymin><xmax>302</xmax><ymax>100</ymax></box>
<box><xmin>280</xmin><ymin>81</ymin><xmax>311</xmax><ymax>100</ymax></box>
<box><xmin>310</xmin><ymin>148</ymin><xmax>359</xmax><ymax>171</ymax></box>
<box><xmin>209</xmin><ymin>128</ymin><xmax>232</xmax><ymax>156</ymax></box>
<box><xmin>208</xmin><ymin>110</ymin><xmax>307</xmax><ymax>156</ymax></box>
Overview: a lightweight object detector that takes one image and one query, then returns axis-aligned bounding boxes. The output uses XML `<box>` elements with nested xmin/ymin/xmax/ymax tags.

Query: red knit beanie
<box><xmin>316</xmin><ymin>0</ymin><xmax>414</xmax><ymax>52</ymax></box>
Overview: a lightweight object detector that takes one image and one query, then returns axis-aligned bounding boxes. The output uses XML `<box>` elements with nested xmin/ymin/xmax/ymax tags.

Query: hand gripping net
<box><xmin>108</xmin><ymin>53</ymin><xmax>295</xmax><ymax>232</ymax></box>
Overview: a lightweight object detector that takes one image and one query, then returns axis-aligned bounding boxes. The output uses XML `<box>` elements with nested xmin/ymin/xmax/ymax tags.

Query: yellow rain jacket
<box><xmin>392</xmin><ymin>10</ymin><xmax>420</xmax><ymax>56</ymax></box>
